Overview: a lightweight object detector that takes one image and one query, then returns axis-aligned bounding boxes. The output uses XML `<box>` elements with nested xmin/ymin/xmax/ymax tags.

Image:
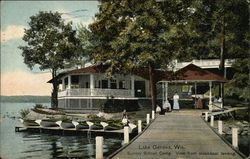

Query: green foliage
<box><xmin>88</xmin><ymin>0</ymin><xmax>194</xmax><ymax>109</ymax></box>
<box><xmin>184</xmin><ymin>0</ymin><xmax>248</xmax><ymax>100</ymax></box>
<box><xmin>19</xmin><ymin>109</ymin><xmax>30</xmax><ymax>118</ymax></box>
<box><xmin>19</xmin><ymin>11</ymin><xmax>79</xmax><ymax>71</ymax></box>
<box><xmin>186</xmin><ymin>0</ymin><xmax>249</xmax><ymax>60</ymax></box>
<box><xmin>19</xmin><ymin>11</ymin><xmax>80</xmax><ymax>107</ymax></box>
<box><xmin>225</xmin><ymin>59</ymin><xmax>250</xmax><ymax>99</ymax></box>
<box><xmin>76</xmin><ymin>25</ymin><xmax>100</xmax><ymax>64</ymax></box>
<box><xmin>89</xmin><ymin>0</ymin><xmax>184</xmax><ymax>71</ymax></box>
<box><xmin>34</xmin><ymin>104</ymin><xmax>47</xmax><ymax>109</ymax></box>
<box><xmin>106</xmin><ymin>119</ymin><xmax>123</xmax><ymax>128</ymax></box>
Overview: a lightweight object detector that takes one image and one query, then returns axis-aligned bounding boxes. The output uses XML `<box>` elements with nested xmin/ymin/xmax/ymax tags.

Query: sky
<box><xmin>1</xmin><ymin>0</ymin><xmax>99</xmax><ymax>96</ymax></box>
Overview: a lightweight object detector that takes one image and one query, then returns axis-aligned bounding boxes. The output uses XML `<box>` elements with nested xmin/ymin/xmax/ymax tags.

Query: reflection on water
<box><xmin>223</xmin><ymin>135</ymin><xmax>249</xmax><ymax>157</ymax></box>
<box><xmin>0</xmin><ymin>103</ymin><xmax>122</xmax><ymax>159</ymax></box>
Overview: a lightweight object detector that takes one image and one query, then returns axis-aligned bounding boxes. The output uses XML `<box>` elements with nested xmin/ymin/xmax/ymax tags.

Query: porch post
<box><xmin>209</xmin><ymin>81</ymin><xmax>212</xmax><ymax>111</ymax></box>
<box><xmin>131</xmin><ymin>75</ymin><xmax>135</xmax><ymax>97</ymax></box>
<box><xmin>162</xmin><ymin>82</ymin><xmax>165</xmax><ymax>105</ymax></box>
<box><xmin>194</xmin><ymin>82</ymin><xmax>197</xmax><ymax>105</ymax></box>
<box><xmin>68</xmin><ymin>75</ymin><xmax>71</xmax><ymax>89</ymax></box>
<box><xmin>165</xmin><ymin>82</ymin><xmax>168</xmax><ymax>102</ymax></box>
<box><xmin>220</xmin><ymin>83</ymin><xmax>223</xmax><ymax>109</ymax></box>
<box><xmin>62</xmin><ymin>77</ymin><xmax>65</xmax><ymax>90</ymax></box>
<box><xmin>90</xmin><ymin>74</ymin><xmax>94</xmax><ymax>96</ymax></box>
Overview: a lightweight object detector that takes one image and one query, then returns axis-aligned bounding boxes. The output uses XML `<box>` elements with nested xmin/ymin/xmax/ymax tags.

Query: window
<box><xmin>85</xmin><ymin>82</ymin><xmax>89</xmax><ymax>88</ymax></box>
<box><xmin>119</xmin><ymin>80</ymin><xmax>126</xmax><ymax>89</ymax></box>
<box><xmin>101</xmin><ymin>80</ymin><xmax>108</xmax><ymax>89</ymax></box>
<box><xmin>110</xmin><ymin>79</ymin><xmax>117</xmax><ymax>89</ymax></box>
<box><xmin>64</xmin><ymin>77</ymin><xmax>68</xmax><ymax>87</ymax></box>
<box><xmin>95</xmin><ymin>80</ymin><xmax>100</xmax><ymax>88</ymax></box>
<box><xmin>71</xmin><ymin>75</ymin><xmax>79</xmax><ymax>84</ymax></box>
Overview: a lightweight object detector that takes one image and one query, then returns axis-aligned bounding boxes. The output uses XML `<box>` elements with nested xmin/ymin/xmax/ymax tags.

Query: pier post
<box><xmin>124</xmin><ymin>126</ymin><xmax>129</xmax><ymax>144</ymax></box>
<box><xmin>210</xmin><ymin>115</ymin><xmax>214</xmax><ymax>127</ymax></box>
<box><xmin>152</xmin><ymin>110</ymin><xmax>155</xmax><ymax>119</ymax></box>
<box><xmin>138</xmin><ymin>120</ymin><xmax>142</xmax><ymax>133</ymax></box>
<box><xmin>205</xmin><ymin>112</ymin><xmax>208</xmax><ymax>121</ymax></box>
<box><xmin>96</xmin><ymin>136</ymin><xmax>103</xmax><ymax>159</ymax></box>
<box><xmin>146</xmin><ymin>114</ymin><xmax>150</xmax><ymax>125</ymax></box>
<box><xmin>232</xmin><ymin>128</ymin><xmax>238</xmax><ymax>148</ymax></box>
<box><xmin>218</xmin><ymin>120</ymin><xmax>223</xmax><ymax>134</ymax></box>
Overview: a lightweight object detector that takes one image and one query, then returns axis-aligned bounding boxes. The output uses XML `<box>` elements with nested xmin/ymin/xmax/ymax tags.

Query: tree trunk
<box><xmin>149</xmin><ymin>63</ymin><xmax>157</xmax><ymax>111</ymax></box>
<box><xmin>51</xmin><ymin>69</ymin><xmax>58</xmax><ymax>109</ymax></box>
<box><xmin>219</xmin><ymin>16</ymin><xmax>225</xmax><ymax>107</ymax></box>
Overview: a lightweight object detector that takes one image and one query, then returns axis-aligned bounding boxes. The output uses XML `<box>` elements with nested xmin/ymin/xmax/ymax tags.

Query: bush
<box><xmin>34</xmin><ymin>104</ymin><xmax>47</xmax><ymax>109</ymax></box>
<box><xmin>19</xmin><ymin>109</ymin><xmax>30</xmax><ymax>118</ymax></box>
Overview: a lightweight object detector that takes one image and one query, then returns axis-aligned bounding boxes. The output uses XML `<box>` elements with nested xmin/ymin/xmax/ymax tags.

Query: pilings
<box><xmin>232</xmin><ymin>128</ymin><xmax>238</xmax><ymax>148</ymax></box>
<box><xmin>205</xmin><ymin>112</ymin><xmax>208</xmax><ymax>121</ymax></box>
<box><xmin>96</xmin><ymin>136</ymin><xmax>103</xmax><ymax>159</ymax></box>
<box><xmin>138</xmin><ymin>120</ymin><xmax>142</xmax><ymax>133</ymax></box>
<box><xmin>203</xmin><ymin>113</ymin><xmax>239</xmax><ymax>151</ymax></box>
<box><xmin>218</xmin><ymin>120</ymin><xmax>223</xmax><ymax>135</ymax></box>
<box><xmin>152</xmin><ymin>111</ymin><xmax>155</xmax><ymax>120</ymax></box>
<box><xmin>210</xmin><ymin>115</ymin><xmax>214</xmax><ymax>127</ymax></box>
<box><xmin>124</xmin><ymin>126</ymin><xmax>129</xmax><ymax>144</ymax></box>
<box><xmin>146</xmin><ymin>114</ymin><xmax>150</xmax><ymax>125</ymax></box>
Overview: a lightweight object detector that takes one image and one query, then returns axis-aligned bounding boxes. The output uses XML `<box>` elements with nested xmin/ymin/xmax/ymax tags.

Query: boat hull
<box><xmin>23</xmin><ymin>121</ymin><xmax>40</xmax><ymax>126</ymax></box>
<box><xmin>60</xmin><ymin>122</ymin><xmax>75</xmax><ymax>129</ymax></box>
<box><xmin>40</xmin><ymin>121</ymin><xmax>58</xmax><ymax>127</ymax></box>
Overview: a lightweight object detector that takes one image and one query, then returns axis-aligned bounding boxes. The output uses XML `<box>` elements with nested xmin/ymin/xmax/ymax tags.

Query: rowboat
<box><xmin>20</xmin><ymin>119</ymin><xmax>39</xmax><ymax>126</ymax></box>
<box><xmin>35</xmin><ymin>119</ymin><xmax>58</xmax><ymax>127</ymax></box>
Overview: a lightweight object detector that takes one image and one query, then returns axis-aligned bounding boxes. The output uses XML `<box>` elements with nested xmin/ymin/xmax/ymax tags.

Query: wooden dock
<box><xmin>209</xmin><ymin>107</ymin><xmax>248</xmax><ymax>116</ymax></box>
<box><xmin>109</xmin><ymin>110</ymin><xmax>245</xmax><ymax>159</ymax></box>
<box><xmin>15</xmin><ymin>125</ymin><xmax>124</xmax><ymax>133</ymax></box>
<box><xmin>14</xmin><ymin>125</ymin><xmax>131</xmax><ymax>138</ymax></box>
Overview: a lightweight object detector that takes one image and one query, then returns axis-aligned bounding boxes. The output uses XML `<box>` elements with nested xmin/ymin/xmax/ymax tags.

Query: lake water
<box><xmin>0</xmin><ymin>103</ymin><xmax>122</xmax><ymax>159</ymax></box>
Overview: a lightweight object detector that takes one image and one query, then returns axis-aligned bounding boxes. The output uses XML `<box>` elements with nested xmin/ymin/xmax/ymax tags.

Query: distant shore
<box><xmin>1</xmin><ymin>96</ymin><xmax>50</xmax><ymax>103</ymax></box>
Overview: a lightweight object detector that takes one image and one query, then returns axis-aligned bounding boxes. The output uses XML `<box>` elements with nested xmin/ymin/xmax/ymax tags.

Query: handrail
<box><xmin>58</xmin><ymin>88</ymin><xmax>133</xmax><ymax>97</ymax></box>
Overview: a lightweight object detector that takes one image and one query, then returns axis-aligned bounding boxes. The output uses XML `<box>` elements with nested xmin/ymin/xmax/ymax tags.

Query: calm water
<box><xmin>0</xmin><ymin>103</ymin><xmax>122</xmax><ymax>159</ymax></box>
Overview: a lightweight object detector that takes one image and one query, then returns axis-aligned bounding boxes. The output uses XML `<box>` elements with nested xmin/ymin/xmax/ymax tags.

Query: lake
<box><xmin>0</xmin><ymin>103</ymin><xmax>122</xmax><ymax>159</ymax></box>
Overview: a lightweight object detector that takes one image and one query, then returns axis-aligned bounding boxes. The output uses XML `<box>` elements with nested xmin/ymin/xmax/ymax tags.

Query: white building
<box><xmin>48</xmin><ymin>64</ymin><xmax>159</xmax><ymax>112</ymax></box>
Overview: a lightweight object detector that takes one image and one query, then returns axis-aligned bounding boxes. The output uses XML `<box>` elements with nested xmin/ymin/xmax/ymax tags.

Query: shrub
<box><xmin>19</xmin><ymin>109</ymin><xmax>30</xmax><ymax>118</ymax></box>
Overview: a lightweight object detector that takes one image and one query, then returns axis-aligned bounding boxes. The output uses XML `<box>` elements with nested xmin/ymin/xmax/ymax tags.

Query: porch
<box><xmin>58</xmin><ymin>88</ymin><xmax>134</xmax><ymax>98</ymax></box>
<box><xmin>58</xmin><ymin>72</ymin><xmax>150</xmax><ymax>98</ymax></box>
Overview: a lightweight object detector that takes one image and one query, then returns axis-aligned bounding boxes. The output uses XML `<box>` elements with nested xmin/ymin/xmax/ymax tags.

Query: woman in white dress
<box><xmin>173</xmin><ymin>93</ymin><xmax>180</xmax><ymax>110</ymax></box>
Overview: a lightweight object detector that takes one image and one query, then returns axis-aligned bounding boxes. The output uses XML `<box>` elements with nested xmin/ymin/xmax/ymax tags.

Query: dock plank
<box><xmin>111</xmin><ymin>112</ymin><xmax>243</xmax><ymax>159</ymax></box>
<box><xmin>15</xmin><ymin>125</ymin><xmax>124</xmax><ymax>133</ymax></box>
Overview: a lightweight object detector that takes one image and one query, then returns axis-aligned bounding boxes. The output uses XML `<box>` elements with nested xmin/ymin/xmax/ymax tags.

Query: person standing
<box><xmin>173</xmin><ymin>92</ymin><xmax>180</xmax><ymax>110</ymax></box>
<box><xmin>122</xmin><ymin>109</ymin><xmax>128</xmax><ymax>125</ymax></box>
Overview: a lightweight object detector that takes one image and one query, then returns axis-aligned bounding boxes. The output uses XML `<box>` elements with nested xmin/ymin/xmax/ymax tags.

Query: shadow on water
<box><xmin>223</xmin><ymin>135</ymin><xmax>249</xmax><ymax>157</ymax></box>
<box><xmin>0</xmin><ymin>103</ymin><xmax>123</xmax><ymax>159</ymax></box>
<box><xmin>17</xmin><ymin>131</ymin><xmax>123</xmax><ymax>159</ymax></box>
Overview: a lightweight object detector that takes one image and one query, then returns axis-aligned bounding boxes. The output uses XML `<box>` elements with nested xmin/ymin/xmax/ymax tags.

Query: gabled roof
<box><xmin>166</xmin><ymin>64</ymin><xmax>227</xmax><ymax>82</ymax></box>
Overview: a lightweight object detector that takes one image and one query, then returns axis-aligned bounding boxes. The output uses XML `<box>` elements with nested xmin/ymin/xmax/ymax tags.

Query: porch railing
<box><xmin>58</xmin><ymin>88</ymin><xmax>133</xmax><ymax>98</ymax></box>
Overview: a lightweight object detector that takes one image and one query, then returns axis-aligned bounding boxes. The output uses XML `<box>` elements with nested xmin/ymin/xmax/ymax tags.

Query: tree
<box><xmin>187</xmin><ymin>0</ymin><xmax>248</xmax><ymax>60</ymax></box>
<box><xmin>89</xmin><ymin>0</ymin><xmax>192</xmax><ymax>110</ymax></box>
<box><xmin>225</xmin><ymin>58</ymin><xmax>250</xmax><ymax>100</ymax></box>
<box><xmin>186</xmin><ymin>0</ymin><xmax>249</xmax><ymax>102</ymax></box>
<box><xmin>19</xmin><ymin>11</ymin><xmax>79</xmax><ymax>108</ymax></box>
<box><xmin>75</xmin><ymin>24</ymin><xmax>100</xmax><ymax>67</ymax></box>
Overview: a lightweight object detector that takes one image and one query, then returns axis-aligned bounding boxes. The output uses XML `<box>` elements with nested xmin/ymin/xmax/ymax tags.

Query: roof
<box><xmin>67</xmin><ymin>64</ymin><xmax>109</xmax><ymax>74</ymax></box>
<box><xmin>161</xmin><ymin>64</ymin><xmax>227</xmax><ymax>82</ymax></box>
<box><xmin>48</xmin><ymin>64</ymin><xmax>172</xmax><ymax>83</ymax></box>
<box><xmin>48</xmin><ymin>64</ymin><xmax>227</xmax><ymax>83</ymax></box>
